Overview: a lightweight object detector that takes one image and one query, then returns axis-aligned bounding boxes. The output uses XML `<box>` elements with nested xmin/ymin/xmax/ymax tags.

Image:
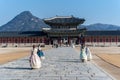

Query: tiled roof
<box><xmin>0</xmin><ymin>31</ymin><xmax>120</xmax><ymax>37</ymax></box>
<box><xmin>0</xmin><ymin>31</ymin><xmax>46</xmax><ymax>37</ymax></box>
<box><xmin>86</xmin><ymin>31</ymin><xmax>120</xmax><ymax>36</ymax></box>
<box><xmin>43</xmin><ymin>28</ymin><xmax>86</xmax><ymax>34</ymax></box>
<box><xmin>44</xmin><ymin>16</ymin><xmax>85</xmax><ymax>25</ymax></box>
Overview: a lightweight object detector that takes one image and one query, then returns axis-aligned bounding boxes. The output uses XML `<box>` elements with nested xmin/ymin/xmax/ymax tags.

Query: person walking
<box><xmin>29</xmin><ymin>45</ymin><xmax>41</xmax><ymax>69</ymax></box>
<box><xmin>80</xmin><ymin>45</ymin><xmax>87</xmax><ymax>62</ymax></box>
<box><xmin>85</xmin><ymin>46</ymin><xmax>92</xmax><ymax>61</ymax></box>
<box><xmin>37</xmin><ymin>44</ymin><xmax>45</xmax><ymax>60</ymax></box>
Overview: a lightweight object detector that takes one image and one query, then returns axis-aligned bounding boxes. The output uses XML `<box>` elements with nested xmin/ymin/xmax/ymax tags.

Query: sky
<box><xmin>0</xmin><ymin>0</ymin><xmax>120</xmax><ymax>26</ymax></box>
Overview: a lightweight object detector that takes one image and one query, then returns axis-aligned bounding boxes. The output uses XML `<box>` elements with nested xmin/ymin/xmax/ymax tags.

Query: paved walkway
<box><xmin>0</xmin><ymin>47</ymin><xmax>116</xmax><ymax>80</ymax></box>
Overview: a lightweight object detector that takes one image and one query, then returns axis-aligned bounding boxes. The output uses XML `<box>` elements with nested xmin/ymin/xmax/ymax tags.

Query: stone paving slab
<box><xmin>0</xmin><ymin>47</ymin><xmax>116</xmax><ymax>80</ymax></box>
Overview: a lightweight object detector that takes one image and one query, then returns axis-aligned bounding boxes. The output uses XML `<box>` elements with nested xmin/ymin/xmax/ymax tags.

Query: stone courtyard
<box><xmin>0</xmin><ymin>47</ymin><xmax>116</xmax><ymax>80</ymax></box>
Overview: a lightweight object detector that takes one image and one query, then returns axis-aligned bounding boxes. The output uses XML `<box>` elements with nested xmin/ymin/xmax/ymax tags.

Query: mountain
<box><xmin>0</xmin><ymin>11</ymin><xmax>49</xmax><ymax>31</ymax></box>
<box><xmin>79</xmin><ymin>23</ymin><xmax>120</xmax><ymax>31</ymax></box>
<box><xmin>0</xmin><ymin>11</ymin><xmax>120</xmax><ymax>31</ymax></box>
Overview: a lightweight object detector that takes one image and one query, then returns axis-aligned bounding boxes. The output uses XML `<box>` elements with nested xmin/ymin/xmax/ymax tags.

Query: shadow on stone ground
<box><xmin>3</xmin><ymin>67</ymin><xmax>31</xmax><ymax>70</ymax></box>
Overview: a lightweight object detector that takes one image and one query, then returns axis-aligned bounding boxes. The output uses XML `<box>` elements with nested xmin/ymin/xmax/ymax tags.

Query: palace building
<box><xmin>85</xmin><ymin>31</ymin><xmax>120</xmax><ymax>46</ymax></box>
<box><xmin>43</xmin><ymin>16</ymin><xmax>86</xmax><ymax>45</ymax></box>
<box><xmin>0</xmin><ymin>16</ymin><xmax>120</xmax><ymax>47</ymax></box>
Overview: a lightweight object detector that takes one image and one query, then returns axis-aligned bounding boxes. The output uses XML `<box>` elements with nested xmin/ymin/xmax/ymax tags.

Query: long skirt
<box><xmin>80</xmin><ymin>51</ymin><xmax>87</xmax><ymax>62</ymax></box>
<box><xmin>29</xmin><ymin>54</ymin><xmax>41</xmax><ymax>69</ymax></box>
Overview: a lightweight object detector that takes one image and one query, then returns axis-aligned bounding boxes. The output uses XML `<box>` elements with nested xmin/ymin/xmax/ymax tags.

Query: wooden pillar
<box><xmin>44</xmin><ymin>37</ymin><xmax>47</xmax><ymax>44</ymax></box>
<box><xmin>116</xmin><ymin>36</ymin><xmax>118</xmax><ymax>45</ymax></box>
<box><xmin>97</xmin><ymin>36</ymin><xmax>99</xmax><ymax>45</ymax></box>
<box><xmin>19</xmin><ymin>37</ymin><xmax>20</xmax><ymax>43</ymax></box>
<box><xmin>42</xmin><ymin>37</ymin><xmax>44</xmax><ymax>43</ymax></box>
<box><xmin>68</xmin><ymin>37</ymin><xmax>70</xmax><ymax>45</ymax></box>
<box><xmin>23</xmin><ymin>37</ymin><xmax>24</xmax><ymax>43</ymax></box>
<box><xmin>37</xmin><ymin>37</ymin><xmax>39</xmax><ymax>43</ymax></box>
<box><xmin>103</xmin><ymin>36</ymin><xmax>105</xmax><ymax>46</ymax></box>
<box><xmin>32</xmin><ymin>37</ymin><xmax>33</xmax><ymax>43</ymax></box>
<box><xmin>90</xmin><ymin>36</ymin><xmax>92</xmax><ymax>43</ymax></box>
<box><xmin>110</xmin><ymin>36</ymin><xmax>111</xmax><ymax>45</ymax></box>
<box><xmin>101</xmin><ymin>36</ymin><xmax>103</xmax><ymax>45</ymax></box>
<box><xmin>0</xmin><ymin>38</ymin><xmax>1</xmax><ymax>43</ymax></box>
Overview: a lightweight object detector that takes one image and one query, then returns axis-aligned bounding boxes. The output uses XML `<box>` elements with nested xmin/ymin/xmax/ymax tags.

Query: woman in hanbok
<box><xmin>80</xmin><ymin>45</ymin><xmax>87</xmax><ymax>62</ymax></box>
<box><xmin>85</xmin><ymin>46</ymin><xmax>92</xmax><ymax>61</ymax></box>
<box><xmin>29</xmin><ymin>45</ymin><xmax>41</xmax><ymax>69</ymax></box>
<box><xmin>37</xmin><ymin>45</ymin><xmax>45</xmax><ymax>60</ymax></box>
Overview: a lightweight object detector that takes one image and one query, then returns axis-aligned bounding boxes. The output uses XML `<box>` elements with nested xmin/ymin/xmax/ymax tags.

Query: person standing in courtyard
<box><xmin>37</xmin><ymin>44</ymin><xmax>45</xmax><ymax>60</ymax></box>
<box><xmin>29</xmin><ymin>45</ymin><xmax>41</xmax><ymax>69</ymax></box>
<box><xmin>85</xmin><ymin>46</ymin><xmax>92</xmax><ymax>61</ymax></box>
<box><xmin>80</xmin><ymin>44</ymin><xmax>87</xmax><ymax>62</ymax></box>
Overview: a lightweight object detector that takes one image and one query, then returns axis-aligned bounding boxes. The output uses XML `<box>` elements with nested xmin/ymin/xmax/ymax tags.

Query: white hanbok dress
<box><xmin>29</xmin><ymin>48</ymin><xmax>41</xmax><ymax>69</ymax></box>
<box><xmin>80</xmin><ymin>48</ymin><xmax>87</xmax><ymax>61</ymax></box>
<box><xmin>86</xmin><ymin>47</ymin><xmax>92</xmax><ymax>61</ymax></box>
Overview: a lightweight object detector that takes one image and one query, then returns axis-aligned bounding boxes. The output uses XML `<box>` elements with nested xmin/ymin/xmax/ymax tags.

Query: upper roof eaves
<box><xmin>44</xmin><ymin>16</ymin><xmax>85</xmax><ymax>24</ymax></box>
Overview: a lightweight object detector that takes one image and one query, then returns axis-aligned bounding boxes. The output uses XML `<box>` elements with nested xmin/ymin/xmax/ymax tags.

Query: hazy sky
<box><xmin>0</xmin><ymin>0</ymin><xmax>120</xmax><ymax>26</ymax></box>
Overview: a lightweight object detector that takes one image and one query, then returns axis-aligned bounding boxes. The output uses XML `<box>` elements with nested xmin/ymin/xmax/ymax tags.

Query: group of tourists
<box><xmin>29</xmin><ymin>43</ymin><xmax>92</xmax><ymax>69</ymax></box>
<box><xmin>80</xmin><ymin>44</ymin><xmax>92</xmax><ymax>62</ymax></box>
<box><xmin>29</xmin><ymin>44</ymin><xmax>45</xmax><ymax>69</ymax></box>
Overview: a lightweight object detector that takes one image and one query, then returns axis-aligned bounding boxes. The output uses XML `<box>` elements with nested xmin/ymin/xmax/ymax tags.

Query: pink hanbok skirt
<box><xmin>29</xmin><ymin>54</ymin><xmax>41</xmax><ymax>69</ymax></box>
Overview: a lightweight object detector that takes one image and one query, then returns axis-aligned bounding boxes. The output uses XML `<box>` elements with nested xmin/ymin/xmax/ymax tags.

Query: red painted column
<box><xmin>91</xmin><ymin>36</ymin><xmax>93</xmax><ymax>45</ymax></box>
<box><xmin>102</xmin><ymin>36</ymin><xmax>104</xmax><ymax>45</ymax></box>
<box><xmin>89</xmin><ymin>37</ymin><xmax>90</xmax><ymax>43</ymax></box>
<box><xmin>44</xmin><ymin>37</ymin><xmax>46</xmax><ymax>43</ymax></box>
<box><xmin>18</xmin><ymin>37</ymin><xmax>19</xmax><ymax>43</ymax></box>
<box><xmin>26</xmin><ymin>37</ymin><xmax>28</xmax><ymax>43</ymax></box>
<box><xmin>68</xmin><ymin>37</ymin><xmax>70</xmax><ymax>45</ymax></box>
<box><xmin>39</xmin><ymin>38</ymin><xmax>41</xmax><ymax>43</ymax></box>
<box><xmin>36</xmin><ymin>37</ymin><xmax>37</xmax><ymax>43</ymax></box>
<box><xmin>0</xmin><ymin>38</ymin><xmax>1</xmax><ymax>43</ymax></box>
<box><xmin>19</xmin><ymin>37</ymin><xmax>21</xmax><ymax>43</ymax></box>
<box><xmin>37</xmin><ymin>37</ymin><xmax>39</xmax><ymax>43</ymax></box>
<box><xmin>1</xmin><ymin>37</ymin><xmax>2</xmax><ymax>43</ymax></box>
<box><xmin>2</xmin><ymin>38</ymin><xmax>3</xmax><ymax>43</ymax></box>
<box><xmin>110</xmin><ymin>36</ymin><xmax>111</xmax><ymax>45</ymax></box>
<box><xmin>44</xmin><ymin>37</ymin><xmax>47</xmax><ymax>44</ymax></box>
<box><xmin>32</xmin><ymin>37</ymin><xmax>33</xmax><ymax>43</ymax></box>
<box><xmin>104</xmin><ymin>36</ymin><xmax>105</xmax><ymax>46</ymax></box>
<box><xmin>116</xmin><ymin>36</ymin><xmax>118</xmax><ymax>45</ymax></box>
<box><xmin>97</xmin><ymin>36</ymin><xmax>99</xmax><ymax>45</ymax></box>
<box><xmin>39</xmin><ymin>37</ymin><xmax>41</xmax><ymax>43</ymax></box>
<box><xmin>23</xmin><ymin>37</ymin><xmax>25</xmax><ymax>43</ymax></box>
<box><xmin>42</xmin><ymin>37</ymin><xmax>44</xmax><ymax>43</ymax></box>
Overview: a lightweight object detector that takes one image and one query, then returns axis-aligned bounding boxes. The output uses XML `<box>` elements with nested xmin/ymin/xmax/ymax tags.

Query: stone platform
<box><xmin>0</xmin><ymin>47</ymin><xmax>116</xmax><ymax>80</ymax></box>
